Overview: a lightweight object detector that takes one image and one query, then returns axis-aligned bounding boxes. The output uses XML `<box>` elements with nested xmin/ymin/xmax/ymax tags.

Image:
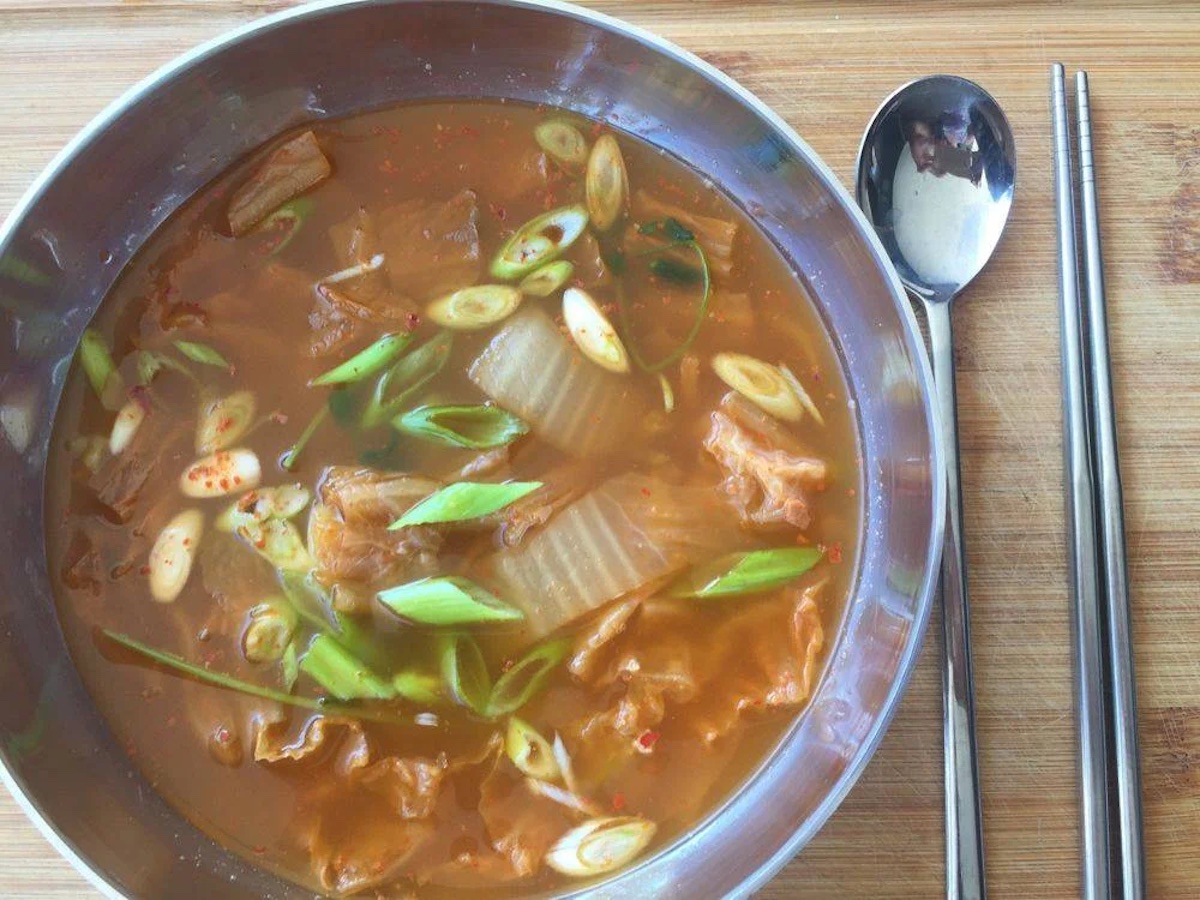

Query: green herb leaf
<box><xmin>103</xmin><ymin>630</ymin><xmax>413</xmax><ymax>724</ymax></box>
<box><xmin>485</xmin><ymin>638</ymin><xmax>570</xmax><ymax>718</ymax></box>
<box><xmin>390</xmin><ymin>481</ymin><xmax>542</xmax><ymax>529</ymax></box>
<box><xmin>280</xmin><ymin>405</ymin><xmax>329</xmax><ymax>471</ymax></box>
<box><xmin>78</xmin><ymin>328</ymin><xmax>124</xmax><ymax>408</ymax></box>
<box><xmin>258</xmin><ymin>197</ymin><xmax>314</xmax><ymax>256</ymax></box>
<box><xmin>310</xmin><ymin>332</ymin><xmax>414</xmax><ymax>387</ymax></box>
<box><xmin>392</xmin><ymin>670</ymin><xmax>443</xmax><ymax>705</ymax></box>
<box><xmin>648</xmin><ymin>256</ymin><xmax>703</xmax><ymax>284</ymax></box>
<box><xmin>663</xmin><ymin>217</ymin><xmax>696</xmax><ymax>242</ymax></box>
<box><xmin>617</xmin><ymin>238</ymin><xmax>711</xmax><ymax>374</ymax></box>
<box><xmin>362</xmin><ymin>331</ymin><xmax>453</xmax><ymax>428</ymax></box>
<box><xmin>394</xmin><ymin>404</ymin><xmax>528</xmax><ymax>450</ymax></box>
<box><xmin>300</xmin><ymin>634</ymin><xmax>394</xmax><ymax>701</ymax></box>
<box><xmin>670</xmin><ymin>547</ymin><xmax>823</xmax><ymax>599</ymax></box>
<box><xmin>174</xmin><ymin>340</ymin><xmax>230</xmax><ymax>369</ymax></box>
<box><xmin>378</xmin><ymin>576</ymin><xmax>525</xmax><ymax>626</ymax></box>
<box><xmin>438</xmin><ymin>633</ymin><xmax>491</xmax><ymax>715</ymax></box>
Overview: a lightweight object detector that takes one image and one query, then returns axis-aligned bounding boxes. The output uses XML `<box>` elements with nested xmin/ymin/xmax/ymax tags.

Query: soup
<box><xmin>47</xmin><ymin>101</ymin><xmax>859</xmax><ymax>896</ymax></box>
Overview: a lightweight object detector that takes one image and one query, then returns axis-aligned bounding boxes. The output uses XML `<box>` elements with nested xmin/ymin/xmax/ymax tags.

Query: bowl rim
<box><xmin>0</xmin><ymin>1</ymin><xmax>946</xmax><ymax>897</ymax></box>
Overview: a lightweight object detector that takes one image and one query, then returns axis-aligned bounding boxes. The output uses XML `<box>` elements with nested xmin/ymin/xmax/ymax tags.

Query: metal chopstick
<box><xmin>1051</xmin><ymin>62</ymin><xmax>1111</xmax><ymax>900</ymax></box>
<box><xmin>1075</xmin><ymin>69</ymin><xmax>1146</xmax><ymax>900</ymax></box>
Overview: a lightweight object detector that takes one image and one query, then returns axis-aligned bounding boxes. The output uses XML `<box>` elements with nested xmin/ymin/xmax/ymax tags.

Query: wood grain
<box><xmin>1</xmin><ymin>1</ymin><xmax>1197</xmax><ymax>897</ymax></box>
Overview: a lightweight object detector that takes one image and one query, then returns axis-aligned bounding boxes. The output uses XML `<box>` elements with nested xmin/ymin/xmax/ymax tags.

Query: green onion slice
<box><xmin>310</xmin><ymin>332</ymin><xmax>413</xmax><ymax>387</ymax></box>
<box><xmin>79</xmin><ymin>328</ymin><xmax>124</xmax><ymax>409</ymax></box>
<box><xmin>711</xmin><ymin>352</ymin><xmax>804</xmax><ymax>422</ymax></box>
<box><xmin>136</xmin><ymin>350</ymin><xmax>196</xmax><ymax>386</ymax></box>
<box><xmin>426</xmin><ymin>285</ymin><xmax>522</xmax><ymax>331</ymax></box>
<box><xmin>518</xmin><ymin>260</ymin><xmax>575</xmax><ymax>298</ymax></box>
<box><xmin>585</xmin><ymin>134</ymin><xmax>629</xmax><ymax>233</ymax></box>
<box><xmin>670</xmin><ymin>547</ymin><xmax>823</xmax><ymax>599</ymax></box>
<box><xmin>281</xmin><ymin>642</ymin><xmax>300</xmax><ymax>693</ymax></box>
<box><xmin>173</xmin><ymin>340</ymin><xmax>230</xmax><ymax>369</ymax></box>
<box><xmin>280</xmin><ymin>405</ymin><xmax>329</xmax><ymax>471</ymax></box>
<box><xmin>102</xmin><ymin>630</ymin><xmax>407</xmax><ymax>725</ymax></box>
<box><xmin>392</xmin><ymin>670</ymin><xmax>443</xmax><ymax>705</ymax></box>
<box><xmin>390</xmin><ymin>480</ymin><xmax>542</xmax><ymax>529</ymax></box>
<box><xmin>490</xmin><ymin>205</ymin><xmax>589</xmax><ymax>280</ymax></box>
<box><xmin>505</xmin><ymin>716</ymin><xmax>561</xmax><ymax>781</ymax></box>
<box><xmin>378</xmin><ymin>576</ymin><xmax>524</xmax><ymax>626</ymax></box>
<box><xmin>361</xmin><ymin>331</ymin><xmax>453</xmax><ymax>428</ymax></box>
<box><xmin>534</xmin><ymin>119</ymin><xmax>589</xmax><ymax>171</ymax></box>
<box><xmin>485</xmin><ymin>637</ymin><xmax>571</xmax><ymax>718</ymax></box>
<box><xmin>257</xmin><ymin>197</ymin><xmax>314</xmax><ymax>256</ymax></box>
<box><xmin>299</xmin><ymin>634</ymin><xmax>394</xmax><ymax>701</ymax></box>
<box><xmin>438</xmin><ymin>633</ymin><xmax>491</xmax><ymax>716</ymax></box>
<box><xmin>393</xmin><ymin>404</ymin><xmax>528</xmax><ymax>450</ymax></box>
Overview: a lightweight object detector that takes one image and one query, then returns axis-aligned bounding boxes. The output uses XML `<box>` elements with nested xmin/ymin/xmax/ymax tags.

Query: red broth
<box><xmin>46</xmin><ymin>101</ymin><xmax>860</xmax><ymax>896</ymax></box>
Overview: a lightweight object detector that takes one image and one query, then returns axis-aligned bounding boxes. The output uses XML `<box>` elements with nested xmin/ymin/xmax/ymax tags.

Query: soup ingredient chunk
<box><xmin>705</xmin><ymin>392</ymin><xmax>828</xmax><ymax>530</ymax></box>
<box><xmin>378</xmin><ymin>189</ymin><xmax>482</xmax><ymax>300</ymax></box>
<box><xmin>228</xmin><ymin>130</ymin><xmax>331</xmax><ymax>236</ymax></box>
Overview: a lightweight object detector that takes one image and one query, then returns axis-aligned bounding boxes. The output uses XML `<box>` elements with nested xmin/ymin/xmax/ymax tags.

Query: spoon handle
<box><xmin>925</xmin><ymin>298</ymin><xmax>987</xmax><ymax>900</ymax></box>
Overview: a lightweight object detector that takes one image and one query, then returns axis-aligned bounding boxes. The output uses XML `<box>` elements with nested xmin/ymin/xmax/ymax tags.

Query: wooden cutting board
<box><xmin>1</xmin><ymin>1</ymin><xmax>1197</xmax><ymax>896</ymax></box>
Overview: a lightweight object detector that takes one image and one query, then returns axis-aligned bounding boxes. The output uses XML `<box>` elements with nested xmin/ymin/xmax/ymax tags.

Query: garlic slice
<box><xmin>109</xmin><ymin>398</ymin><xmax>146</xmax><ymax>454</ymax></box>
<box><xmin>180</xmin><ymin>448</ymin><xmax>262</xmax><ymax>498</ymax></box>
<box><xmin>148</xmin><ymin>509</ymin><xmax>204</xmax><ymax>603</ymax></box>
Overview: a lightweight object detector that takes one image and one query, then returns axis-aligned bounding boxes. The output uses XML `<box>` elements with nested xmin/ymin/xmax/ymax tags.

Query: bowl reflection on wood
<box><xmin>0</xmin><ymin>1</ymin><xmax>943</xmax><ymax>897</ymax></box>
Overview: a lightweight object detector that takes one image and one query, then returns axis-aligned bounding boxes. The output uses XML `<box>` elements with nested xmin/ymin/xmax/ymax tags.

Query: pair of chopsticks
<box><xmin>1050</xmin><ymin>64</ymin><xmax>1144</xmax><ymax>900</ymax></box>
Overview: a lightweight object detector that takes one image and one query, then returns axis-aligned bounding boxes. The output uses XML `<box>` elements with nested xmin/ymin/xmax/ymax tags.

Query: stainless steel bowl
<box><xmin>0</xmin><ymin>1</ymin><xmax>944</xmax><ymax>896</ymax></box>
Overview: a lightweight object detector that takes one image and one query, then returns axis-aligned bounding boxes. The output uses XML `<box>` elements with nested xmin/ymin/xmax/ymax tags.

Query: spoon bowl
<box><xmin>857</xmin><ymin>75</ymin><xmax>1016</xmax><ymax>303</ymax></box>
<box><xmin>856</xmin><ymin>74</ymin><xmax>1016</xmax><ymax>900</ymax></box>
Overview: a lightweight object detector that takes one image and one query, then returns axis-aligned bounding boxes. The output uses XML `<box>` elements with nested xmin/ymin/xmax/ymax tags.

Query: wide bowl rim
<box><xmin>0</xmin><ymin>1</ymin><xmax>946</xmax><ymax>897</ymax></box>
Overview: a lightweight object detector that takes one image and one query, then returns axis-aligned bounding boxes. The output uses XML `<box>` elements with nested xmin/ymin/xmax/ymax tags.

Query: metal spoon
<box><xmin>855</xmin><ymin>75</ymin><xmax>1016</xmax><ymax>900</ymax></box>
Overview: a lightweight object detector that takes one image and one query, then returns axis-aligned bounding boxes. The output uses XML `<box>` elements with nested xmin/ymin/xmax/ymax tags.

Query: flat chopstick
<box><xmin>1076</xmin><ymin>70</ymin><xmax>1146</xmax><ymax>900</ymax></box>
<box><xmin>1050</xmin><ymin>62</ymin><xmax>1111</xmax><ymax>900</ymax></box>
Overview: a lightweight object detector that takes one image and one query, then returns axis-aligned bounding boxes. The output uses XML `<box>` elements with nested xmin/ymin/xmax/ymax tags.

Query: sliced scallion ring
<box><xmin>438</xmin><ymin>633</ymin><xmax>491</xmax><ymax>716</ymax></box>
<box><xmin>563</xmin><ymin>287</ymin><xmax>630</xmax><ymax>374</ymax></box>
<box><xmin>393</xmin><ymin>404</ymin><xmax>528</xmax><ymax>450</ymax></box>
<box><xmin>390</xmin><ymin>480</ymin><xmax>542</xmax><ymax>529</ymax></box>
<box><xmin>585</xmin><ymin>134</ymin><xmax>628</xmax><ymax>232</ymax></box>
<box><xmin>377</xmin><ymin>576</ymin><xmax>524</xmax><ymax>626</ymax></box>
<box><xmin>670</xmin><ymin>547</ymin><xmax>823</xmax><ymax>599</ymax></box>
<box><xmin>711</xmin><ymin>352</ymin><xmax>804</xmax><ymax>422</ymax></box>
<box><xmin>310</xmin><ymin>332</ymin><xmax>413</xmax><ymax>387</ymax></box>
<box><xmin>518</xmin><ymin>260</ymin><xmax>575</xmax><ymax>298</ymax></box>
<box><xmin>484</xmin><ymin>637</ymin><xmax>570</xmax><ymax>718</ymax></box>
<box><xmin>505</xmin><ymin>717</ymin><xmax>561</xmax><ymax>781</ymax></box>
<box><xmin>490</xmin><ymin>205</ymin><xmax>589</xmax><ymax>280</ymax></box>
<box><xmin>779</xmin><ymin>362</ymin><xmax>826</xmax><ymax>426</ymax></box>
<box><xmin>426</xmin><ymin>285</ymin><xmax>522</xmax><ymax>331</ymax></box>
<box><xmin>534</xmin><ymin>119</ymin><xmax>589</xmax><ymax>171</ymax></box>
<box><xmin>174</xmin><ymin>340</ymin><xmax>230</xmax><ymax>369</ymax></box>
<box><xmin>361</xmin><ymin>331</ymin><xmax>453</xmax><ymax>428</ymax></box>
<box><xmin>545</xmin><ymin>817</ymin><xmax>658</xmax><ymax>877</ymax></box>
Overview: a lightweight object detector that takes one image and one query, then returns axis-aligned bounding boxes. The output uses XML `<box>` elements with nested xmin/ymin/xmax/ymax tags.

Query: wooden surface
<box><xmin>1</xmin><ymin>1</ymin><xmax>1197</xmax><ymax>896</ymax></box>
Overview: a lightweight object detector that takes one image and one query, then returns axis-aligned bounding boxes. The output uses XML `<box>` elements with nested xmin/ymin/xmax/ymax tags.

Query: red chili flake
<box><xmin>488</xmin><ymin>202</ymin><xmax>508</xmax><ymax>222</ymax></box>
<box><xmin>635</xmin><ymin>730</ymin><xmax>660</xmax><ymax>754</ymax></box>
<box><xmin>611</xmin><ymin>792</ymin><xmax>627</xmax><ymax>812</ymax></box>
<box><xmin>379</xmin><ymin>158</ymin><xmax>400</xmax><ymax>176</ymax></box>
<box><xmin>847</xmin><ymin>488</ymin><xmax>857</xmax><ymax>498</ymax></box>
<box><xmin>500</xmin><ymin>658</ymin><xmax>515</xmax><ymax>674</ymax></box>
<box><xmin>138</xmin><ymin>565</ymin><xmax>151</xmax><ymax>576</ymax></box>
<box><xmin>460</xmin><ymin>125</ymin><xmax>479</xmax><ymax>138</ymax></box>
<box><xmin>251</xmin><ymin>846</ymin><xmax>267</xmax><ymax>856</ymax></box>
<box><xmin>405</xmin><ymin>311</ymin><xmax>421</xmax><ymax>331</ymax></box>
<box><xmin>217</xmin><ymin>416</ymin><xmax>233</xmax><ymax>434</ymax></box>
<box><xmin>219</xmin><ymin>477</ymin><xmax>230</xmax><ymax>491</ymax></box>
<box><xmin>828</xmin><ymin>543</ymin><xmax>843</xmax><ymax>564</ymax></box>
<box><xmin>271</xmin><ymin>412</ymin><xmax>288</xmax><ymax>425</ymax></box>
<box><xmin>640</xmin><ymin>486</ymin><xmax>652</xmax><ymax>498</ymax></box>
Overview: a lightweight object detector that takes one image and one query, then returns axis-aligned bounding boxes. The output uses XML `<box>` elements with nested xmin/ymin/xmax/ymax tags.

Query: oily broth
<box><xmin>46</xmin><ymin>101</ymin><xmax>861</xmax><ymax>895</ymax></box>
